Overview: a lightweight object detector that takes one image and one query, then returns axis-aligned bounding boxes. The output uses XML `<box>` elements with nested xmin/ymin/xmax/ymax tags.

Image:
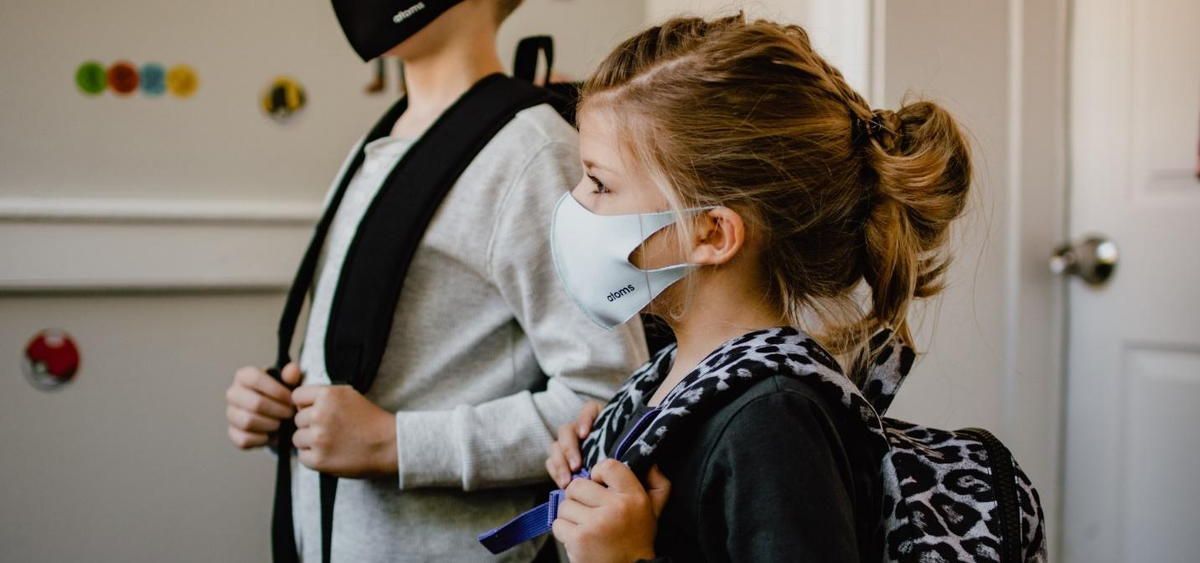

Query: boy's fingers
<box><xmin>227</xmin><ymin>405</ymin><xmax>282</xmax><ymax>433</ymax></box>
<box><xmin>236</xmin><ymin>366</ymin><xmax>292</xmax><ymax>405</ymax></box>
<box><xmin>227</xmin><ymin>385</ymin><xmax>293</xmax><ymax>420</ymax></box>
<box><xmin>228</xmin><ymin>426</ymin><xmax>269</xmax><ymax>450</ymax></box>
<box><xmin>281</xmin><ymin>362</ymin><xmax>304</xmax><ymax>387</ymax></box>
<box><xmin>292</xmin><ymin>427</ymin><xmax>313</xmax><ymax>450</ymax></box>
<box><xmin>291</xmin><ymin>385</ymin><xmax>322</xmax><ymax>408</ymax></box>
<box><xmin>294</xmin><ymin>405</ymin><xmax>314</xmax><ymax>428</ymax></box>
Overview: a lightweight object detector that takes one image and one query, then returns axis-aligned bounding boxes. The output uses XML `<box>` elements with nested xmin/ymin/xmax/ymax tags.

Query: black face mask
<box><xmin>332</xmin><ymin>0</ymin><xmax>466</xmax><ymax>62</ymax></box>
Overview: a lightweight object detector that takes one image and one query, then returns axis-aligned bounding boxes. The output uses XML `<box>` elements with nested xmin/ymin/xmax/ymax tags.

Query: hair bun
<box><xmin>869</xmin><ymin>108</ymin><xmax>901</xmax><ymax>152</ymax></box>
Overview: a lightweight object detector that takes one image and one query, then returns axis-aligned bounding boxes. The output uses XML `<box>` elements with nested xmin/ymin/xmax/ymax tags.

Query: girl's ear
<box><xmin>688</xmin><ymin>207</ymin><xmax>746</xmax><ymax>266</ymax></box>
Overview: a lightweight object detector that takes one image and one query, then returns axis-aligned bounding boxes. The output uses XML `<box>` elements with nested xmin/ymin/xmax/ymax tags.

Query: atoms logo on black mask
<box><xmin>607</xmin><ymin>285</ymin><xmax>636</xmax><ymax>302</ymax></box>
<box><xmin>393</xmin><ymin>2</ymin><xmax>426</xmax><ymax>23</ymax></box>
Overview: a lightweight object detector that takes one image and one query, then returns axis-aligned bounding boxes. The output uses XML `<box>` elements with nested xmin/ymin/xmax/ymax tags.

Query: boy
<box><xmin>224</xmin><ymin>1</ymin><xmax>647</xmax><ymax>560</ymax></box>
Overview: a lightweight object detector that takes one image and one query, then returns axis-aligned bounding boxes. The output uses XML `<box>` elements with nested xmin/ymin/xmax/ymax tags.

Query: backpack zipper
<box><xmin>961</xmin><ymin>427</ymin><xmax>1023</xmax><ymax>563</ymax></box>
<box><xmin>614</xmin><ymin>407</ymin><xmax>662</xmax><ymax>460</ymax></box>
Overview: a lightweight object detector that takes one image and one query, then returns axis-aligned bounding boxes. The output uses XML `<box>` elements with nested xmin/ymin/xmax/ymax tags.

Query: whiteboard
<box><xmin>0</xmin><ymin>0</ymin><xmax>645</xmax><ymax>203</ymax></box>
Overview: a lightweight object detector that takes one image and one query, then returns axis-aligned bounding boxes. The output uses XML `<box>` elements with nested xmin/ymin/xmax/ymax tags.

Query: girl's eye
<box><xmin>587</xmin><ymin>174</ymin><xmax>610</xmax><ymax>194</ymax></box>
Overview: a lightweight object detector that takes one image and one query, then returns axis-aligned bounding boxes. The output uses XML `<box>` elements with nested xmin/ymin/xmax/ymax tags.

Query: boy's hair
<box><xmin>581</xmin><ymin>14</ymin><xmax>972</xmax><ymax>379</ymax></box>
<box><xmin>496</xmin><ymin>0</ymin><xmax>523</xmax><ymax>22</ymax></box>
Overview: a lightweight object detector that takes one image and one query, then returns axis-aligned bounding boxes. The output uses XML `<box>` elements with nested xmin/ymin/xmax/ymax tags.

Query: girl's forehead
<box><xmin>577</xmin><ymin>107</ymin><xmax>628</xmax><ymax>168</ymax></box>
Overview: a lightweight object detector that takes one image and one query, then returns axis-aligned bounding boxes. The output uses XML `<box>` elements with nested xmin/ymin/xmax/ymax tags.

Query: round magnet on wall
<box><xmin>23</xmin><ymin>330</ymin><xmax>81</xmax><ymax>391</ymax></box>
<box><xmin>140</xmin><ymin>63</ymin><xmax>166</xmax><ymax>96</ymax></box>
<box><xmin>166</xmin><ymin>64</ymin><xmax>199</xmax><ymax>98</ymax></box>
<box><xmin>75</xmin><ymin>61</ymin><xmax>107</xmax><ymax>95</ymax></box>
<box><xmin>107</xmin><ymin>61</ymin><xmax>140</xmax><ymax>95</ymax></box>
<box><xmin>260</xmin><ymin>76</ymin><xmax>307</xmax><ymax>122</ymax></box>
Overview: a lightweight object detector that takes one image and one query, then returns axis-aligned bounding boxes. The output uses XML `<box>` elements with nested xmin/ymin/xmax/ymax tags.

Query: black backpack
<box><xmin>480</xmin><ymin>327</ymin><xmax>1047</xmax><ymax>562</ymax></box>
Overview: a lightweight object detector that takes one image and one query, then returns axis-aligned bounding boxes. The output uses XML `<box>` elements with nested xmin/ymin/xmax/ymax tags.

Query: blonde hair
<box><xmin>581</xmin><ymin>14</ymin><xmax>972</xmax><ymax>380</ymax></box>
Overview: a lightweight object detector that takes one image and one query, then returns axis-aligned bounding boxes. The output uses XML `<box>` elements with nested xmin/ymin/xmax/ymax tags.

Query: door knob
<box><xmin>1050</xmin><ymin>235</ymin><xmax>1118</xmax><ymax>286</ymax></box>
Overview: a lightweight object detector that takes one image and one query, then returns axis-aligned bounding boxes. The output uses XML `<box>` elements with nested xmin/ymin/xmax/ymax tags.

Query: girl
<box><xmin>543</xmin><ymin>13</ymin><xmax>971</xmax><ymax>563</ymax></box>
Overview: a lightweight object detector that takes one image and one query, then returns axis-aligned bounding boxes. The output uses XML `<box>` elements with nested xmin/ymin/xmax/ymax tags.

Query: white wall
<box><xmin>646</xmin><ymin>0</ymin><xmax>871</xmax><ymax>97</ymax></box>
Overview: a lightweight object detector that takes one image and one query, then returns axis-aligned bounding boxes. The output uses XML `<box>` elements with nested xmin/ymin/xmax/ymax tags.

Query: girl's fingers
<box><xmin>589</xmin><ymin>458</ymin><xmax>642</xmax><ymax>492</ymax></box>
<box><xmin>645</xmin><ymin>465</ymin><xmax>672</xmax><ymax>517</ymax></box>
<box><xmin>545</xmin><ymin>448</ymin><xmax>570</xmax><ymax>488</ymax></box>
<box><xmin>555</xmin><ymin>498</ymin><xmax>592</xmax><ymax>526</ymax></box>
<box><xmin>551</xmin><ymin>516</ymin><xmax>578</xmax><ymax>545</ymax></box>
<box><xmin>576</xmin><ymin>401</ymin><xmax>603</xmax><ymax>438</ymax></box>
<box><xmin>556</xmin><ymin>423</ymin><xmax>582</xmax><ymax>470</ymax></box>
<box><xmin>564</xmin><ymin>477</ymin><xmax>608</xmax><ymax>507</ymax></box>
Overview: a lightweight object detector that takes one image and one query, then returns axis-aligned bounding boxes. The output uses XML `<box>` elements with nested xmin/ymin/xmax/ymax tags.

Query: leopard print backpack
<box><xmin>576</xmin><ymin>326</ymin><xmax>1048</xmax><ymax>563</ymax></box>
<box><xmin>862</xmin><ymin>330</ymin><xmax>1047</xmax><ymax>562</ymax></box>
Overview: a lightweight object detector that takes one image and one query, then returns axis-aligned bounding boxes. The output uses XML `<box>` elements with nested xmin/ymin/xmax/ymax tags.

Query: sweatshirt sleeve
<box><xmin>392</xmin><ymin>138</ymin><xmax>649</xmax><ymax>491</ymax></box>
<box><xmin>693</xmin><ymin>389</ymin><xmax>863</xmax><ymax>562</ymax></box>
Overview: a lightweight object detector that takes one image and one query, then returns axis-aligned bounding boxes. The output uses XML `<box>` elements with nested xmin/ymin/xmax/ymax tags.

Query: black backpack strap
<box><xmin>268</xmin><ymin>93</ymin><xmax>409</xmax><ymax>563</ymax></box>
<box><xmin>513</xmin><ymin>35</ymin><xmax>581</xmax><ymax>127</ymax></box>
<box><xmin>268</xmin><ymin>73</ymin><xmax>550</xmax><ymax>563</ymax></box>
<box><xmin>319</xmin><ymin>73</ymin><xmax>550</xmax><ymax>563</ymax></box>
<box><xmin>324</xmin><ymin>73</ymin><xmax>550</xmax><ymax>392</ymax></box>
<box><xmin>514</xmin><ymin>35</ymin><xmax>554</xmax><ymax>85</ymax></box>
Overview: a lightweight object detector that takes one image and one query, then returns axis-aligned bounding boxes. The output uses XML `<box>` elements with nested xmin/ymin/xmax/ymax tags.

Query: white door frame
<box><xmin>870</xmin><ymin>0</ymin><xmax>1070</xmax><ymax>555</ymax></box>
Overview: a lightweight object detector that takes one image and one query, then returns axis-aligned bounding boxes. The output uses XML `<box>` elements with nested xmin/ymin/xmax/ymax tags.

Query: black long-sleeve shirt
<box><xmin>613</xmin><ymin>374</ymin><xmax>883</xmax><ymax>562</ymax></box>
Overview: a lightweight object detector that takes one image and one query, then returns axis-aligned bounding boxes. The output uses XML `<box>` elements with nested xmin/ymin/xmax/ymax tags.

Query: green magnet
<box><xmin>75</xmin><ymin>61</ymin><xmax>107</xmax><ymax>95</ymax></box>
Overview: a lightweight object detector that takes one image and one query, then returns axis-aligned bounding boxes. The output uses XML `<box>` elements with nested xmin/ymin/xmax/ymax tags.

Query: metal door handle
<box><xmin>1050</xmin><ymin>235</ymin><xmax>1118</xmax><ymax>286</ymax></box>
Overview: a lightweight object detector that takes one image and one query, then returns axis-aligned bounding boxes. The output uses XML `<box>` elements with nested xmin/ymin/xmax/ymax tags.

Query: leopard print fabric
<box><xmin>580</xmin><ymin>326</ymin><xmax>1047</xmax><ymax>562</ymax></box>
<box><xmin>580</xmin><ymin>326</ymin><xmax>887</xmax><ymax>475</ymax></box>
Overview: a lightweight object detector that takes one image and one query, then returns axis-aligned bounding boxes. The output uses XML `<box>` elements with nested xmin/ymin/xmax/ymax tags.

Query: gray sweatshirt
<box><xmin>291</xmin><ymin>103</ymin><xmax>648</xmax><ymax>561</ymax></box>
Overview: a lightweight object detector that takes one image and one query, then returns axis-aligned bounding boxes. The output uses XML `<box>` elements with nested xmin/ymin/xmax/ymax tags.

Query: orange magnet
<box><xmin>107</xmin><ymin>61</ymin><xmax>139</xmax><ymax>95</ymax></box>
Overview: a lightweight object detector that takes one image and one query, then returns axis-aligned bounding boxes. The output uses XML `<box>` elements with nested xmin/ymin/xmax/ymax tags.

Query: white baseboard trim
<box><xmin>0</xmin><ymin>198</ymin><xmax>320</xmax><ymax>293</ymax></box>
<box><xmin>0</xmin><ymin>197</ymin><xmax>321</xmax><ymax>224</ymax></box>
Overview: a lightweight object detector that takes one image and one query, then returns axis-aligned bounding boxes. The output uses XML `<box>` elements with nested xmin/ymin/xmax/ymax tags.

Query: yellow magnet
<box><xmin>261</xmin><ymin>76</ymin><xmax>307</xmax><ymax>122</ymax></box>
<box><xmin>166</xmin><ymin>64</ymin><xmax>199</xmax><ymax>98</ymax></box>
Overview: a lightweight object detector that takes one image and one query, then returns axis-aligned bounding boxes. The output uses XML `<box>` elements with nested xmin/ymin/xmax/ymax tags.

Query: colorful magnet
<box><xmin>75</xmin><ymin>61</ymin><xmax>107</xmax><ymax>95</ymax></box>
<box><xmin>166</xmin><ymin>64</ymin><xmax>199</xmax><ymax>98</ymax></box>
<box><xmin>261</xmin><ymin>76</ymin><xmax>307</xmax><ymax>122</ymax></box>
<box><xmin>23</xmin><ymin>329</ymin><xmax>81</xmax><ymax>391</ymax></box>
<box><xmin>140</xmin><ymin>63</ymin><xmax>166</xmax><ymax>96</ymax></box>
<box><xmin>107</xmin><ymin>61</ymin><xmax>140</xmax><ymax>95</ymax></box>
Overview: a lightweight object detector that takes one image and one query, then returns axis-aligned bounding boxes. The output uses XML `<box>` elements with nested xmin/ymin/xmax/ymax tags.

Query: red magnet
<box><xmin>23</xmin><ymin>330</ymin><xmax>81</xmax><ymax>390</ymax></box>
<box><xmin>107</xmin><ymin>61</ymin><xmax>139</xmax><ymax>95</ymax></box>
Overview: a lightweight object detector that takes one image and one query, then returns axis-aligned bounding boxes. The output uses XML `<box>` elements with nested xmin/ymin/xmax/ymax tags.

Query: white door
<box><xmin>1062</xmin><ymin>0</ymin><xmax>1200</xmax><ymax>561</ymax></box>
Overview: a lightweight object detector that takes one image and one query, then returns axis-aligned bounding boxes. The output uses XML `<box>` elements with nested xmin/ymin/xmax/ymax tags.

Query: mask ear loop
<box><xmin>635</xmin><ymin>213</ymin><xmax>656</xmax><ymax>313</ymax></box>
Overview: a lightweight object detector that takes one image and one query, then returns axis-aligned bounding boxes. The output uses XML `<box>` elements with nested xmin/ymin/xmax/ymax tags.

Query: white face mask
<box><xmin>550</xmin><ymin>192</ymin><xmax>711</xmax><ymax>330</ymax></box>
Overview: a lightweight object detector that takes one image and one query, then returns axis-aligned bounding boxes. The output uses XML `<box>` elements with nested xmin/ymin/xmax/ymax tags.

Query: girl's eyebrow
<box><xmin>582</xmin><ymin>159</ymin><xmax>613</xmax><ymax>173</ymax></box>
